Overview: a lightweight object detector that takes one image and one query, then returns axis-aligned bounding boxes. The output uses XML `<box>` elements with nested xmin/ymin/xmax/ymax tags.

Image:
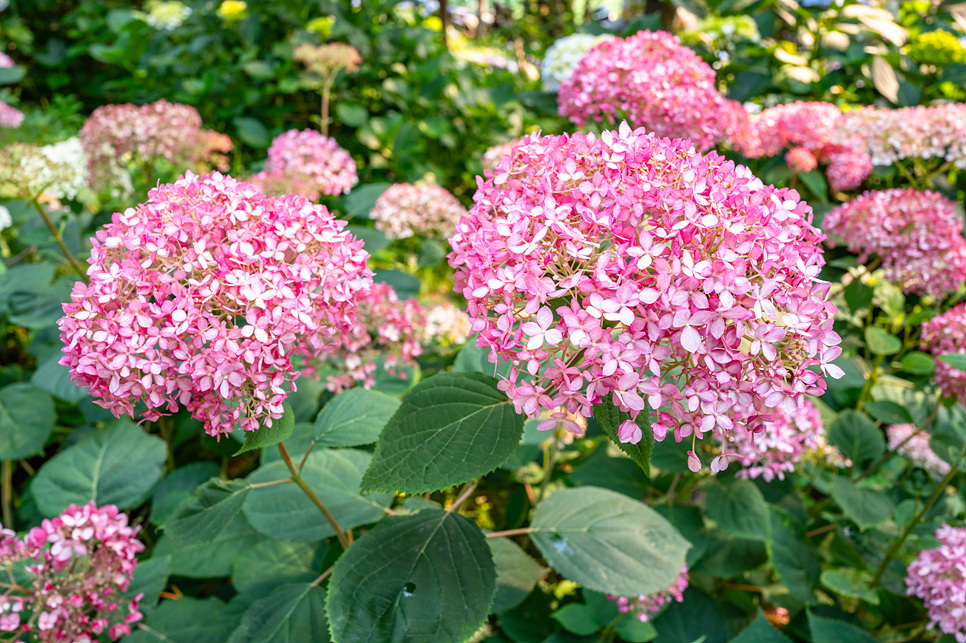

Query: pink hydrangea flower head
<box><xmin>482</xmin><ymin>137</ymin><xmax>528</xmax><ymax>170</ymax></box>
<box><xmin>822</xmin><ymin>140</ymin><xmax>874</xmax><ymax>192</ymax></box>
<box><xmin>370</xmin><ymin>183</ymin><xmax>468</xmax><ymax>241</ymax></box>
<box><xmin>0</xmin><ymin>101</ymin><xmax>23</xmax><ymax>129</ymax></box>
<box><xmin>728</xmin><ymin>397</ymin><xmax>823</xmax><ymax>481</ymax></box>
<box><xmin>264</xmin><ymin>128</ymin><xmax>357</xmax><ymax>197</ymax></box>
<box><xmin>608</xmin><ymin>565</ymin><xmax>688</xmax><ymax>622</ymax></box>
<box><xmin>887</xmin><ymin>423</ymin><xmax>951</xmax><ymax>477</ymax></box>
<box><xmin>448</xmin><ymin>125</ymin><xmax>842</xmax><ymax>457</ymax></box>
<box><xmin>247</xmin><ymin>167</ymin><xmax>322</xmax><ymax>201</ymax></box>
<box><xmin>823</xmin><ymin>188</ymin><xmax>966</xmax><ymax>298</ymax></box>
<box><xmin>922</xmin><ymin>304</ymin><xmax>966</xmax><ymax>406</ymax></box>
<box><xmin>0</xmin><ymin>52</ymin><xmax>14</xmax><ymax>68</ymax></box>
<box><xmin>322</xmin><ymin>282</ymin><xmax>425</xmax><ymax>393</ymax></box>
<box><xmin>785</xmin><ymin>147</ymin><xmax>818</xmax><ymax>173</ymax></box>
<box><xmin>839</xmin><ymin>104</ymin><xmax>966</xmax><ymax>169</ymax></box>
<box><xmin>557</xmin><ymin>31</ymin><xmax>735</xmax><ymax>150</ymax></box>
<box><xmin>906</xmin><ymin>524</ymin><xmax>966</xmax><ymax>641</ymax></box>
<box><xmin>0</xmin><ymin>502</ymin><xmax>143</xmax><ymax>642</ymax></box>
<box><xmin>58</xmin><ymin>171</ymin><xmax>372</xmax><ymax>437</ymax></box>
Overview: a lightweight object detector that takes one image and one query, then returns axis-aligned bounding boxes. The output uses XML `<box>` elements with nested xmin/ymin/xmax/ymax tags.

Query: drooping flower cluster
<box><xmin>418</xmin><ymin>301</ymin><xmax>472</xmax><ymax>346</ymax></box>
<box><xmin>823</xmin><ymin>189</ymin><xmax>966</xmax><ymax>298</ymax></box>
<box><xmin>482</xmin><ymin>137</ymin><xmax>527</xmax><ymax>170</ymax></box>
<box><xmin>58</xmin><ymin>172</ymin><xmax>372</xmax><ymax>438</ymax></box>
<box><xmin>370</xmin><ymin>183</ymin><xmax>468</xmax><ymax>241</ymax></box>
<box><xmin>906</xmin><ymin>524</ymin><xmax>966</xmax><ymax>642</ymax></box>
<box><xmin>726</xmin><ymin>398</ymin><xmax>823</xmax><ymax>481</ymax></box>
<box><xmin>322</xmin><ymin>282</ymin><xmax>425</xmax><ymax>393</ymax></box>
<box><xmin>838</xmin><ymin>104</ymin><xmax>966</xmax><ymax>169</ymax></box>
<box><xmin>608</xmin><ymin>566</ymin><xmax>689</xmax><ymax>623</ymax></box>
<box><xmin>0</xmin><ymin>101</ymin><xmax>23</xmax><ymax>128</ymax></box>
<box><xmin>80</xmin><ymin>99</ymin><xmax>231</xmax><ymax>192</ymax></box>
<box><xmin>0</xmin><ymin>503</ymin><xmax>143</xmax><ymax>642</ymax></box>
<box><xmin>293</xmin><ymin>42</ymin><xmax>363</xmax><ymax>78</ymax></box>
<box><xmin>557</xmin><ymin>31</ymin><xmax>737</xmax><ymax>150</ymax></box>
<box><xmin>0</xmin><ymin>141</ymin><xmax>87</xmax><ymax>201</ymax></box>
<box><xmin>540</xmin><ymin>33</ymin><xmax>614</xmax><ymax>92</ymax></box>
<box><xmin>886</xmin><ymin>423</ymin><xmax>951</xmax><ymax>477</ymax></box>
<box><xmin>448</xmin><ymin>125</ymin><xmax>842</xmax><ymax>457</ymax></box>
<box><xmin>922</xmin><ymin>304</ymin><xmax>966</xmax><ymax>406</ymax></box>
<box><xmin>250</xmin><ymin>129</ymin><xmax>357</xmax><ymax>199</ymax></box>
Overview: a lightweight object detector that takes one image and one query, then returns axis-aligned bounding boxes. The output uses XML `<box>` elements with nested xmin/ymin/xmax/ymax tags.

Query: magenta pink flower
<box><xmin>557</xmin><ymin>30</ymin><xmax>736</xmax><ymax>151</ymax></box>
<box><xmin>823</xmin><ymin>188</ymin><xmax>966</xmax><ymax>298</ymax></box>
<box><xmin>0</xmin><ymin>503</ymin><xmax>143</xmax><ymax>642</ymax></box>
<box><xmin>727</xmin><ymin>398</ymin><xmax>823</xmax><ymax>481</ymax></box>
<box><xmin>906</xmin><ymin>525</ymin><xmax>966</xmax><ymax>641</ymax></box>
<box><xmin>370</xmin><ymin>183</ymin><xmax>468</xmax><ymax>240</ymax></box>
<box><xmin>263</xmin><ymin>129</ymin><xmax>357</xmax><ymax>197</ymax></box>
<box><xmin>58</xmin><ymin>172</ymin><xmax>372</xmax><ymax>437</ymax></box>
<box><xmin>922</xmin><ymin>304</ymin><xmax>966</xmax><ymax>407</ymax></box>
<box><xmin>448</xmin><ymin>124</ymin><xmax>842</xmax><ymax>458</ymax></box>
<box><xmin>0</xmin><ymin>101</ymin><xmax>23</xmax><ymax>129</ymax></box>
<box><xmin>608</xmin><ymin>565</ymin><xmax>688</xmax><ymax>622</ymax></box>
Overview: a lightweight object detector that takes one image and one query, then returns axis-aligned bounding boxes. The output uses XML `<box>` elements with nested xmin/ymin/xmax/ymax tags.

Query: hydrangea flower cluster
<box><xmin>906</xmin><ymin>524</ymin><xmax>966</xmax><ymax>642</ymax></box>
<box><xmin>143</xmin><ymin>0</ymin><xmax>192</xmax><ymax>30</ymax></box>
<box><xmin>80</xmin><ymin>99</ymin><xmax>231</xmax><ymax>192</ymax></box>
<box><xmin>0</xmin><ymin>101</ymin><xmax>23</xmax><ymax>129</ymax></box>
<box><xmin>0</xmin><ymin>141</ymin><xmax>87</xmax><ymax>201</ymax></box>
<box><xmin>608</xmin><ymin>566</ymin><xmax>689</xmax><ymax>622</ymax></box>
<box><xmin>0</xmin><ymin>502</ymin><xmax>143</xmax><ymax>642</ymax></box>
<box><xmin>250</xmin><ymin>129</ymin><xmax>357</xmax><ymax>199</ymax></box>
<box><xmin>0</xmin><ymin>52</ymin><xmax>13</xmax><ymax>68</ymax></box>
<box><xmin>370</xmin><ymin>183</ymin><xmax>468</xmax><ymax>241</ymax></box>
<box><xmin>58</xmin><ymin>172</ymin><xmax>372</xmax><ymax>438</ymax></box>
<box><xmin>727</xmin><ymin>398</ymin><xmax>823</xmax><ymax>481</ymax></box>
<box><xmin>482</xmin><ymin>137</ymin><xmax>527</xmax><ymax>170</ymax></box>
<box><xmin>293</xmin><ymin>42</ymin><xmax>363</xmax><ymax>78</ymax></box>
<box><xmin>419</xmin><ymin>301</ymin><xmax>472</xmax><ymax>345</ymax></box>
<box><xmin>322</xmin><ymin>282</ymin><xmax>424</xmax><ymax>393</ymax></box>
<box><xmin>540</xmin><ymin>33</ymin><xmax>614</xmax><ymax>92</ymax></box>
<box><xmin>557</xmin><ymin>31</ymin><xmax>736</xmax><ymax>150</ymax></box>
<box><xmin>886</xmin><ymin>423</ymin><xmax>951</xmax><ymax>477</ymax></box>
<box><xmin>822</xmin><ymin>188</ymin><xmax>966</xmax><ymax>298</ymax></box>
<box><xmin>838</xmin><ymin>104</ymin><xmax>966</xmax><ymax>169</ymax></box>
<box><xmin>922</xmin><ymin>304</ymin><xmax>966</xmax><ymax>406</ymax></box>
<box><xmin>448</xmin><ymin>125</ymin><xmax>842</xmax><ymax>458</ymax></box>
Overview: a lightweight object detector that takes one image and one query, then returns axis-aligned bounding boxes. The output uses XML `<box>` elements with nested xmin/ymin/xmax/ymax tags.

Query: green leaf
<box><xmin>418</xmin><ymin>239</ymin><xmax>446</xmax><ymax>267</ymax></box>
<box><xmin>151</xmin><ymin>462</ymin><xmax>221</xmax><ymax>526</ymax></box>
<box><xmin>863</xmin><ymin>400</ymin><xmax>913</xmax><ymax>425</ymax></box>
<box><xmin>940</xmin><ymin>353</ymin><xmax>966</xmax><ymax>373</ymax></box>
<box><xmin>807</xmin><ymin>611</ymin><xmax>877</xmax><ymax>643</ymax></box>
<box><xmin>616</xmin><ymin>617</ymin><xmax>657</xmax><ymax>642</ymax></box>
<box><xmin>346</xmin><ymin>225</ymin><xmax>391</xmax><ymax>253</ymax></box>
<box><xmin>769</xmin><ymin>511</ymin><xmax>819</xmax><ymax>604</ymax></box>
<box><xmin>830</xmin><ymin>476</ymin><xmax>895</xmax><ymax>531</ymax></box>
<box><xmin>343</xmin><ymin>182</ymin><xmax>390</xmax><ymax>218</ymax></box>
<box><xmin>31</xmin><ymin>420</ymin><xmax>166</xmax><ymax>517</ymax></box>
<box><xmin>798</xmin><ymin>170</ymin><xmax>827</xmax><ymax>201</ymax></box>
<box><xmin>552</xmin><ymin>604</ymin><xmax>601</xmax><ymax>636</ymax></box>
<box><xmin>827</xmin><ymin>410</ymin><xmax>885</xmax><ymax>468</ymax></box>
<box><xmin>124</xmin><ymin>555</ymin><xmax>170</xmax><ymax>617</ymax></box>
<box><xmin>705</xmin><ymin>479</ymin><xmax>770</xmax><ymax>542</ymax></box>
<box><xmin>326</xmin><ymin>507</ymin><xmax>495</xmax><ymax>643</ymax></box>
<box><xmin>453</xmin><ymin>339</ymin><xmax>513</xmax><ymax>379</ymax></box>
<box><xmin>125</xmin><ymin>597</ymin><xmax>229</xmax><ymax>643</ymax></box>
<box><xmin>651</xmin><ymin>587</ymin><xmax>726</xmax><ymax>643</ymax></box>
<box><xmin>227</xmin><ymin>582</ymin><xmax>329</xmax><ymax>643</ymax></box>
<box><xmin>335</xmin><ymin>102</ymin><xmax>369</xmax><ymax>128</ymax></box>
<box><xmin>153</xmin><ymin>513</ymin><xmax>264</xmax><ymax>578</ymax></box>
<box><xmin>820</xmin><ymin>569</ymin><xmax>879</xmax><ymax>604</ymax></box>
<box><xmin>729</xmin><ymin>613</ymin><xmax>793</xmax><ymax>643</ymax></box>
<box><xmin>372</xmin><ymin>269</ymin><xmax>420</xmax><ymax>300</ymax></box>
<box><xmin>530</xmin><ymin>487</ymin><xmax>689</xmax><ymax>597</ymax></box>
<box><xmin>0</xmin><ymin>66</ymin><xmax>26</xmax><ymax>84</ymax></box>
<box><xmin>489</xmin><ymin>537</ymin><xmax>545</xmax><ymax>613</ymax></box>
<box><xmin>234</xmin><ymin>404</ymin><xmax>295</xmax><ymax>455</ymax></box>
<box><xmin>0</xmin><ymin>383</ymin><xmax>56</xmax><ymax>460</ymax></box>
<box><xmin>900</xmin><ymin>351</ymin><xmax>935</xmax><ymax>375</ymax></box>
<box><xmin>313</xmin><ymin>388</ymin><xmax>399</xmax><ymax>448</ymax></box>
<box><xmin>245</xmin><ymin>449</ymin><xmax>392</xmax><ymax>542</ymax></box>
<box><xmin>233</xmin><ymin>116</ymin><xmax>269</xmax><ymax>148</ymax></box>
<box><xmin>163</xmin><ymin>478</ymin><xmax>252</xmax><ymax>546</ymax></box>
<box><xmin>864</xmin><ymin>327</ymin><xmax>901</xmax><ymax>355</ymax></box>
<box><xmin>30</xmin><ymin>353</ymin><xmax>89</xmax><ymax>404</ymax></box>
<box><xmin>692</xmin><ymin>531</ymin><xmax>767</xmax><ymax>578</ymax></box>
<box><xmin>568</xmin><ymin>448</ymin><xmax>648</xmax><ymax>498</ymax></box>
<box><xmin>362</xmin><ymin>372</ymin><xmax>524</xmax><ymax>494</ymax></box>
<box><xmin>242</xmin><ymin>60</ymin><xmax>274</xmax><ymax>80</ymax></box>
<box><xmin>232</xmin><ymin>540</ymin><xmax>325</xmax><ymax>595</ymax></box>
<box><xmin>843</xmin><ymin>279</ymin><xmax>873</xmax><ymax>315</ymax></box>
<box><xmin>593</xmin><ymin>398</ymin><xmax>652</xmax><ymax>476</ymax></box>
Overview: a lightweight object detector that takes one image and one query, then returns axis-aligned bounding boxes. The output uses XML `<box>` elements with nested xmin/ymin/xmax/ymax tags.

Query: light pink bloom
<box><xmin>887</xmin><ymin>423</ymin><xmax>951</xmax><ymax>478</ymax></box>
<box><xmin>608</xmin><ymin>565</ymin><xmax>688</xmax><ymax>622</ymax></box>
<box><xmin>922</xmin><ymin>304</ymin><xmax>966</xmax><ymax>407</ymax></box>
<box><xmin>0</xmin><ymin>101</ymin><xmax>23</xmax><ymax>129</ymax></box>
<box><xmin>906</xmin><ymin>525</ymin><xmax>966</xmax><ymax>641</ymax></box>
<box><xmin>370</xmin><ymin>183</ymin><xmax>468</xmax><ymax>240</ymax></box>
<box><xmin>261</xmin><ymin>128</ymin><xmax>357</xmax><ymax>197</ymax></box>
<box><xmin>728</xmin><ymin>398</ymin><xmax>823</xmax><ymax>481</ymax></box>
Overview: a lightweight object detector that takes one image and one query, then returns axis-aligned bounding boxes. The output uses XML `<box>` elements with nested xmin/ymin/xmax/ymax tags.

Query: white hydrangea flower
<box><xmin>145</xmin><ymin>1</ymin><xmax>192</xmax><ymax>30</ymax></box>
<box><xmin>541</xmin><ymin>33</ymin><xmax>614</xmax><ymax>92</ymax></box>
<box><xmin>0</xmin><ymin>205</ymin><xmax>11</xmax><ymax>232</ymax></box>
<box><xmin>40</xmin><ymin>137</ymin><xmax>88</xmax><ymax>201</ymax></box>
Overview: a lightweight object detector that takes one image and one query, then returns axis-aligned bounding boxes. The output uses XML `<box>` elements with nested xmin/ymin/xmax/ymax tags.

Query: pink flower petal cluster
<box><xmin>557</xmin><ymin>30</ymin><xmax>736</xmax><ymax>151</ymax></box>
<box><xmin>0</xmin><ymin>52</ymin><xmax>14</xmax><ymax>68</ymax></box>
<box><xmin>886</xmin><ymin>423</ymin><xmax>951</xmax><ymax>477</ymax></box>
<box><xmin>823</xmin><ymin>188</ymin><xmax>966</xmax><ymax>298</ymax></box>
<box><xmin>482</xmin><ymin>137</ymin><xmax>527</xmax><ymax>170</ymax></box>
<box><xmin>922</xmin><ymin>304</ymin><xmax>966</xmax><ymax>406</ymax></box>
<box><xmin>0</xmin><ymin>503</ymin><xmax>143</xmax><ymax>642</ymax></box>
<box><xmin>0</xmin><ymin>101</ymin><xmax>23</xmax><ymax>129</ymax></box>
<box><xmin>608</xmin><ymin>566</ymin><xmax>688</xmax><ymax>623</ymax></box>
<box><xmin>253</xmin><ymin>128</ymin><xmax>357</xmax><ymax>198</ymax></box>
<box><xmin>419</xmin><ymin>301</ymin><xmax>472</xmax><ymax>345</ymax></box>
<box><xmin>785</xmin><ymin>147</ymin><xmax>818</xmax><ymax>173</ymax></box>
<box><xmin>80</xmin><ymin>99</ymin><xmax>231</xmax><ymax>192</ymax></box>
<box><xmin>322</xmin><ymin>282</ymin><xmax>425</xmax><ymax>393</ymax></box>
<box><xmin>839</xmin><ymin>104</ymin><xmax>966</xmax><ymax>168</ymax></box>
<box><xmin>727</xmin><ymin>397</ymin><xmax>823</xmax><ymax>481</ymax></box>
<box><xmin>370</xmin><ymin>183</ymin><xmax>468</xmax><ymax>241</ymax></box>
<box><xmin>906</xmin><ymin>524</ymin><xmax>966</xmax><ymax>642</ymax></box>
<box><xmin>58</xmin><ymin>171</ymin><xmax>372</xmax><ymax>438</ymax></box>
<box><xmin>448</xmin><ymin>125</ymin><xmax>842</xmax><ymax>456</ymax></box>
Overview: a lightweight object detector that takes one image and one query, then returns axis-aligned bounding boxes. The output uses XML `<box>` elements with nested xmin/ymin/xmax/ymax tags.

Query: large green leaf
<box><xmin>865</xmin><ymin>327</ymin><xmax>901</xmax><ymax>355</ymax></box>
<box><xmin>313</xmin><ymin>388</ymin><xmax>400</xmax><ymax>448</ymax></box>
<box><xmin>807</xmin><ymin>612</ymin><xmax>877</xmax><ymax>643</ymax></box>
<box><xmin>232</xmin><ymin>540</ymin><xmax>325</xmax><ymax>595</ymax></box>
<box><xmin>0</xmin><ymin>383</ymin><xmax>56</xmax><ymax>460</ymax></box>
<box><xmin>153</xmin><ymin>513</ymin><xmax>264</xmax><ymax>578</ymax></box>
<box><xmin>30</xmin><ymin>353</ymin><xmax>89</xmax><ymax>404</ymax></box>
<box><xmin>163</xmin><ymin>478</ymin><xmax>252</xmax><ymax>546</ymax></box>
<box><xmin>227</xmin><ymin>582</ymin><xmax>329</xmax><ymax>643</ymax></box>
<box><xmin>124</xmin><ymin>555</ymin><xmax>170</xmax><ymax>617</ymax></box>
<box><xmin>827</xmin><ymin>410</ymin><xmax>885</xmax><ymax>468</ymax></box>
<box><xmin>652</xmin><ymin>587</ymin><xmax>726</xmax><ymax>643</ymax></box>
<box><xmin>362</xmin><ymin>372</ymin><xmax>524</xmax><ymax>494</ymax></box>
<box><xmin>489</xmin><ymin>537</ymin><xmax>546</xmax><ymax>613</ymax></box>
<box><xmin>326</xmin><ymin>507</ymin><xmax>495</xmax><ymax>643</ymax></box>
<box><xmin>830</xmin><ymin>476</ymin><xmax>895</xmax><ymax>531</ymax></box>
<box><xmin>769</xmin><ymin>511</ymin><xmax>819</xmax><ymax>604</ymax></box>
<box><xmin>940</xmin><ymin>353</ymin><xmax>966</xmax><ymax>373</ymax></box>
<box><xmin>453</xmin><ymin>339</ymin><xmax>513</xmax><ymax>379</ymax></box>
<box><xmin>820</xmin><ymin>569</ymin><xmax>879</xmax><ymax>605</ymax></box>
<box><xmin>530</xmin><ymin>487</ymin><xmax>689</xmax><ymax>597</ymax></box>
<box><xmin>126</xmin><ymin>597</ymin><xmax>229</xmax><ymax>643</ymax></box>
<box><xmin>593</xmin><ymin>398</ymin><xmax>652</xmax><ymax>476</ymax></box>
<box><xmin>31</xmin><ymin>420</ymin><xmax>166</xmax><ymax>516</ymax></box>
<box><xmin>729</xmin><ymin>613</ymin><xmax>793</xmax><ymax>643</ymax></box>
<box><xmin>235</xmin><ymin>404</ymin><xmax>295</xmax><ymax>456</ymax></box>
<box><xmin>706</xmin><ymin>479</ymin><xmax>771</xmax><ymax>542</ymax></box>
<box><xmin>151</xmin><ymin>462</ymin><xmax>221</xmax><ymax>526</ymax></box>
<box><xmin>245</xmin><ymin>449</ymin><xmax>392</xmax><ymax>542</ymax></box>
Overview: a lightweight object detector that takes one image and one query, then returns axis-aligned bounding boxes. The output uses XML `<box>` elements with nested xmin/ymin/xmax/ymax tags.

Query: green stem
<box><xmin>485</xmin><ymin>527</ymin><xmax>531</xmax><ymax>539</ymax></box>
<box><xmin>1</xmin><ymin>461</ymin><xmax>12</xmax><ymax>528</ymax></box>
<box><xmin>278</xmin><ymin>443</ymin><xmax>350</xmax><ymax>549</ymax></box>
<box><xmin>30</xmin><ymin>196</ymin><xmax>87</xmax><ymax>280</ymax></box>
<box><xmin>856</xmin><ymin>353</ymin><xmax>884</xmax><ymax>411</ymax></box>
<box><xmin>320</xmin><ymin>74</ymin><xmax>336</xmax><ymax>138</ymax></box>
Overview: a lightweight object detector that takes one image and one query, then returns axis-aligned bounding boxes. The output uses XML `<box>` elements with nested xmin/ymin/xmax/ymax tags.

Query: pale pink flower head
<box><xmin>449</xmin><ymin>124</ymin><xmax>842</xmax><ymax>457</ymax></box>
<box><xmin>728</xmin><ymin>397</ymin><xmax>823</xmax><ymax>481</ymax></box>
<box><xmin>58</xmin><ymin>171</ymin><xmax>372</xmax><ymax>438</ymax></box>
<box><xmin>557</xmin><ymin>30</ymin><xmax>735</xmax><ymax>150</ymax></box>
<box><xmin>608</xmin><ymin>565</ymin><xmax>688</xmax><ymax>622</ymax></box>
<box><xmin>785</xmin><ymin>147</ymin><xmax>818</xmax><ymax>173</ymax></box>
<box><xmin>0</xmin><ymin>502</ymin><xmax>143</xmax><ymax>642</ymax></box>
<box><xmin>906</xmin><ymin>524</ymin><xmax>966</xmax><ymax>641</ymax></box>
<box><xmin>839</xmin><ymin>104</ymin><xmax>966</xmax><ymax>169</ymax></box>
<box><xmin>887</xmin><ymin>423</ymin><xmax>951</xmax><ymax>478</ymax></box>
<box><xmin>0</xmin><ymin>100</ymin><xmax>23</xmax><ymax>129</ymax></box>
<box><xmin>264</xmin><ymin>128</ymin><xmax>357</xmax><ymax>197</ymax></box>
<box><xmin>922</xmin><ymin>303</ymin><xmax>966</xmax><ymax>407</ymax></box>
<box><xmin>370</xmin><ymin>183</ymin><xmax>468</xmax><ymax>241</ymax></box>
<box><xmin>294</xmin><ymin>42</ymin><xmax>363</xmax><ymax>78</ymax></box>
<box><xmin>823</xmin><ymin>188</ymin><xmax>966</xmax><ymax>299</ymax></box>
<box><xmin>418</xmin><ymin>301</ymin><xmax>472</xmax><ymax>345</ymax></box>
<box><xmin>0</xmin><ymin>52</ymin><xmax>14</xmax><ymax>68</ymax></box>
